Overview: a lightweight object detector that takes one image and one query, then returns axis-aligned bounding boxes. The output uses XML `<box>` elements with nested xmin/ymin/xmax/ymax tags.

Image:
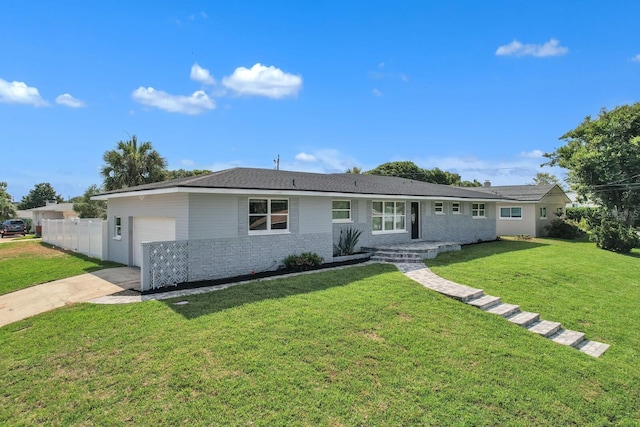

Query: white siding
<box><xmin>188</xmin><ymin>194</ymin><xmax>239</xmax><ymax>239</ymax></box>
<box><xmin>132</xmin><ymin>217</ymin><xmax>176</xmax><ymax>267</ymax></box>
<box><xmin>495</xmin><ymin>203</ymin><xmax>536</xmax><ymax>237</ymax></box>
<box><xmin>107</xmin><ymin>193</ymin><xmax>189</xmax><ymax>265</ymax></box>
<box><xmin>299</xmin><ymin>197</ymin><xmax>332</xmax><ymax>234</ymax></box>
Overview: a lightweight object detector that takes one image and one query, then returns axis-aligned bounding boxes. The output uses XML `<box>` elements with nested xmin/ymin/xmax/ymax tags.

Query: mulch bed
<box><xmin>119</xmin><ymin>255</ymin><xmax>371</xmax><ymax>296</ymax></box>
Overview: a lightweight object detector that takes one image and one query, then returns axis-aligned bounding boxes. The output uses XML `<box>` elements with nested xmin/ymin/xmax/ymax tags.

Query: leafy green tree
<box><xmin>101</xmin><ymin>135</ymin><xmax>168</xmax><ymax>191</ymax></box>
<box><xmin>0</xmin><ymin>182</ymin><xmax>16</xmax><ymax>221</ymax></box>
<box><xmin>531</xmin><ymin>172</ymin><xmax>563</xmax><ymax>188</ymax></box>
<box><xmin>366</xmin><ymin>161</ymin><xmax>480</xmax><ymax>186</ymax></box>
<box><xmin>545</xmin><ymin>103</ymin><xmax>640</xmax><ymax>227</ymax></box>
<box><xmin>423</xmin><ymin>167</ymin><xmax>464</xmax><ymax>185</ymax></box>
<box><xmin>366</xmin><ymin>161</ymin><xmax>427</xmax><ymax>180</ymax></box>
<box><xmin>73</xmin><ymin>184</ymin><xmax>107</xmax><ymax>219</ymax></box>
<box><xmin>458</xmin><ymin>179</ymin><xmax>482</xmax><ymax>187</ymax></box>
<box><xmin>18</xmin><ymin>183</ymin><xmax>63</xmax><ymax>209</ymax></box>
<box><xmin>164</xmin><ymin>169</ymin><xmax>211</xmax><ymax>180</ymax></box>
<box><xmin>345</xmin><ymin>166</ymin><xmax>362</xmax><ymax>174</ymax></box>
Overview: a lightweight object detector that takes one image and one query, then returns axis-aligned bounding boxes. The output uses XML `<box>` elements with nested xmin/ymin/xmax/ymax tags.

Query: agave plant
<box><xmin>333</xmin><ymin>227</ymin><xmax>363</xmax><ymax>256</ymax></box>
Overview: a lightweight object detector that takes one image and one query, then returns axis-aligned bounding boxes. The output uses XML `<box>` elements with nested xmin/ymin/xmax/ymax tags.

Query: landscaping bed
<box><xmin>140</xmin><ymin>253</ymin><xmax>371</xmax><ymax>295</ymax></box>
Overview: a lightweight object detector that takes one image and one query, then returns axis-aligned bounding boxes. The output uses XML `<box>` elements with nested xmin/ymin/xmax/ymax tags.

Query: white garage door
<box><xmin>132</xmin><ymin>217</ymin><xmax>176</xmax><ymax>267</ymax></box>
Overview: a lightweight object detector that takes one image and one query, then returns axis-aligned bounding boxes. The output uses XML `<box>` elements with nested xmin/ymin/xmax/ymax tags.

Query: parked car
<box><xmin>0</xmin><ymin>219</ymin><xmax>27</xmax><ymax>238</ymax></box>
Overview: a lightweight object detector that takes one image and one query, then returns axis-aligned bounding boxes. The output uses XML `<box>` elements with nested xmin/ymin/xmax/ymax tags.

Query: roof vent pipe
<box><xmin>483</xmin><ymin>180</ymin><xmax>491</xmax><ymax>188</ymax></box>
<box><xmin>292</xmin><ymin>179</ymin><xmax>296</xmax><ymax>186</ymax></box>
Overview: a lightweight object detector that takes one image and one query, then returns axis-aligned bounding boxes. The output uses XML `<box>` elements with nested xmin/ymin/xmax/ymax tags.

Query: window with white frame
<box><xmin>500</xmin><ymin>206</ymin><xmax>522</xmax><ymax>219</ymax></box>
<box><xmin>472</xmin><ymin>203</ymin><xmax>486</xmax><ymax>218</ymax></box>
<box><xmin>452</xmin><ymin>202</ymin><xmax>461</xmax><ymax>214</ymax></box>
<box><xmin>114</xmin><ymin>216</ymin><xmax>122</xmax><ymax>239</ymax></box>
<box><xmin>332</xmin><ymin>200</ymin><xmax>351</xmax><ymax>222</ymax></box>
<box><xmin>372</xmin><ymin>201</ymin><xmax>406</xmax><ymax>233</ymax></box>
<box><xmin>434</xmin><ymin>201</ymin><xmax>444</xmax><ymax>214</ymax></box>
<box><xmin>556</xmin><ymin>207</ymin><xmax>564</xmax><ymax>216</ymax></box>
<box><xmin>540</xmin><ymin>207</ymin><xmax>547</xmax><ymax>219</ymax></box>
<box><xmin>249</xmin><ymin>199</ymin><xmax>289</xmax><ymax>233</ymax></box>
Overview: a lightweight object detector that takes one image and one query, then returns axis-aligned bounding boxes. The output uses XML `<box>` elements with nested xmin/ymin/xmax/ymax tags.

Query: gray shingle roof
<box><xmin>98</xmin><ymin>167</ymin><xmax>510</xmax><ymax>200</ymax></box>
<box><xmin>28</xmin><ymin>202</ymin><xmax>76</xmax><ymax>212</ymax></box>
<box><xmin>474</xmin><ymin>184</ymin><xmax>559</xmax><ymax>201</ymax></box>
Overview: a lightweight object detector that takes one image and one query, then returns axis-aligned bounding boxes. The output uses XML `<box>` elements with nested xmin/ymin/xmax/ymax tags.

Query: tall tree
<box><xmin>545</xmin><ymin>103</ymin><xmax>640</xmax><ymax>226</ymax></box>
<box><xmin>366</xmin><ymin>161</ymin><xmax>480</xmax><ymax>186</ymax></box>
<box><xmin>531</xmin><ymin>172</ymin><xmax>563</xmax><ymax>188</ymax></box>
<box><xmin>101</xmin><ymin>135</ymin><xmax>168</xmax><ymax>191</ymax></box>
<box><xmin>345</xmin><ymin>166</ymin><xmax>362</xmax><ymax>174</ymax></box>
<box><xmin>366</xmin><ymin>161</ymin><xmax>427</xmax><ymax>181</ymax></box>
<box><xmin>164</xmin><ymin>169</ymin><xmax>212</xmax><ymax>180</ymax></box>
<box><xmin>423</xmin><ymin>167</ymin><xmax>462</xmax><ymax>185</ymax></box>
<box><xmin>18</xmin><ymin>183</ymin><xmax>63</xmax><ymax>209</ymax></box>
<box><xmin>458</xmin><ymin>179</ymin><xmax>482</xmax><ymax>187</ymax></box>
<box><xmin>0</xmin><ymin>182</ymin><xmax>16</xmax><ymax>221</ymax></box>
<box><xmin>73</xmin><ymin>184</ymin><xmax>107</xmax><ymax>219</ymax></box>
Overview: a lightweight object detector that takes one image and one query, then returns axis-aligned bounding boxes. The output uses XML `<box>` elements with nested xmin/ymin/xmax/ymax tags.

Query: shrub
<box><xmin>333</xmin><ymin>227</ymin><xmax>363</xmax><ymax>256</ymax></box>
<box><xmin>282</xmin><ymin>252</ymin><xmax>324</xmax><ymax>271</ymax></box>
<box><xmin>569</xmin><ymin>207</ymin><xmax>605</xmax><ymax>229</ymax></box>
<box><xmin>589</xmin><ymin>217</ymin><xmax>640</xmax><ymax>253</ymax></box>
<box><xmin>544</xmin><ymin>218</ymin><xmax>585</xmax><ymax>239</ymax></box>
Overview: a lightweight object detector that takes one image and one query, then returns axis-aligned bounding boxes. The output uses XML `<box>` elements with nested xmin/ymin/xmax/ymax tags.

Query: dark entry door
<box><xmin>411</xmin><ymin>202</ymin><xmax>420</xmax><ymax>239</ymax></box>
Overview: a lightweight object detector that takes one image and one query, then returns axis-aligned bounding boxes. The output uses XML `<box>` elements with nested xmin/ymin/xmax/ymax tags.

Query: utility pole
<box><xmin>274</xmin><ymin>154</ymin><xmax>280</xmax><ymax>171</ymax></box>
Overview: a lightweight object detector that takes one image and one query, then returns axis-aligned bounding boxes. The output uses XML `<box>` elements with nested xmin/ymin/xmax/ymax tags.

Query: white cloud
<box><xmin>190</xmin><ymin>63</ymin><xmax>216</xmax><ymax>85</ymax></box>
<box><xmin>181</xmin><ymin>159</ymin><xmax>195</xmax><ymax>166</ymax></box>
<box><xmin>295</xmin><ymin>152</ymin><xmax>317</xmax><ymax>162</ymax></box>
<box><xmin>409</xmin><ymin>153</ymin><xmax>566</xmax><ymax>186</ymax></box>
<box><xmin>372</xmin><ymin>88</ymin><xmax>383</xmax><ymax>97</ymax></box>
<box><xmin>519</xmin><ymin>149</ymin><xmax>545</xmax><ymax>159</ymax></box>
<box><xmin>0</xmin><ymin>78</ymin><xmax>48</xmax><ymax>106</ymax></box>
<box><xmin>284</xmin><ymin>149</ymin><xmax>357</xmax><ymax>174</ymax></box>
<box><xmin>222</xmin><ymin>63</ymin><xmax>303</xmax><ymax>98</ymax></box>
<box><xmin>200</xmin><ymin>11</ymin><xmax>208</xmax><ymax>18</ymax></box>
<box><xmin>55</xmin><ymin>93</ymin><xmax>86</xmax><ymax>108</ymax></box>
<box><xmin>496</xmin><ymin>38</ymin><xmax>568</xmax><ymax>57</ymax></box>
<box><xmin>632</xmin><ymin>54</ymin><xmax>640</xmax><ymax>62</ymax></box>
<box><xmin>131</xmin><ymin>87</ymin><xmax>215</xmax><ymax>115</ymax></box>
<box><xmin>206</xmin><ymin>160</ymin><xmax>244</xmax><ymax>171</ymax></box>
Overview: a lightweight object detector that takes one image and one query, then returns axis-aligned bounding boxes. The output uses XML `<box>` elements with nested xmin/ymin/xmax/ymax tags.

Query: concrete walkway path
<box><xmin>0</xmin><ymin>267</ymin><xmax>139</xmax><ymax>327</ymax></box>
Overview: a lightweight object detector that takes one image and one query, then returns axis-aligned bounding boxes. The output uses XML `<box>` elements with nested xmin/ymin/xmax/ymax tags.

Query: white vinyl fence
<box><xmin>42</xmin><ymin>219</ymin><xmax>108</xmax><ymax>260</ymax></box>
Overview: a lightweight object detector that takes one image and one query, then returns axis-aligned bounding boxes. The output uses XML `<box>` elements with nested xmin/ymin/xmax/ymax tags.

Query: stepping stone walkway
<box><xmin>397</xmin><ymin>263</ymin><xmax>610</xmax><ymax>358</ymax></box>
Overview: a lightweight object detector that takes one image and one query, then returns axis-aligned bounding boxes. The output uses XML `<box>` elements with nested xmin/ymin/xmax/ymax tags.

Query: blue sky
<box><xmin>2</xmin><ymin>1</ymin><xmax>639</xmax><ymax>201</ymax></box>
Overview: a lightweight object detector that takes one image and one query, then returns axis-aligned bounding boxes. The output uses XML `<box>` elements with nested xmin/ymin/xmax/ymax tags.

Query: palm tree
<box><xmin>101</xmin><ymin>135</ymin><xmax>168</xmax><ymax>191</ymax></box>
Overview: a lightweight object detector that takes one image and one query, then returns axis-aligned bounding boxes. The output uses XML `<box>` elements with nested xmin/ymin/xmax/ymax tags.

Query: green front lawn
<box><xmin>0</xmin><ymin>239</ymin><xmax>638</xmax><ymax>425</ymax></box>
<box><xmin>429</xmin><ymin>237</ymin><xmax>640</xmax><ymax>360</ymax></box>
<box><xmin>0</xmin><ymin>240</ymin><xmax>122</xmax><ymax>295</ymax></box>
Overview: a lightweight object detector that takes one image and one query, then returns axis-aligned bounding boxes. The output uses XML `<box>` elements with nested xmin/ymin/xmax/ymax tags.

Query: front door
<box><xmin>411</xmin><ymin>202</ymin><xmax>420</xmax><ymax>239</ymax></box>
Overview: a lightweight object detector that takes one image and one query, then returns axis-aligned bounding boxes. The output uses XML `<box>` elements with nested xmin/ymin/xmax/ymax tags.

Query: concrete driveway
<box><xmin>0</xmin><ymin>267</ymin><xmax>140</xmax><ymax>327</ymax></box>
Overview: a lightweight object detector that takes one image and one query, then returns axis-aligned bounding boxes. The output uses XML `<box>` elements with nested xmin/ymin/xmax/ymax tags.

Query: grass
<box><xmin>0</xmin><ymin>239</ymin><xmax>638</xmax><ymax>425</ymax></box>
<box><xmin>0</xmin><ymin>240</ymin><xmax>122</xmax><ymax>295</ymax></box>
<box><xmin>429</xmin><ymin>237</ymin><xmax>640</xmax><ymax>360</ymax></box>
<box><xmin>8</xmin><ymin>234</ymin><xmax>38</xmax><ymax>241</ymax></box>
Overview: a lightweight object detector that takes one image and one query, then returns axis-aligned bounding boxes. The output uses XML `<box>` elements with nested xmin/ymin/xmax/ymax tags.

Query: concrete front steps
<box><xmin>402</xmin><ymin>266</ymin><xmax>610</xmax><ymax>358</ymax></box>
<box><xmin>363</xmin><ymin>241</ymin><xmax>461</xmax><ymax>263</ymax></box>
